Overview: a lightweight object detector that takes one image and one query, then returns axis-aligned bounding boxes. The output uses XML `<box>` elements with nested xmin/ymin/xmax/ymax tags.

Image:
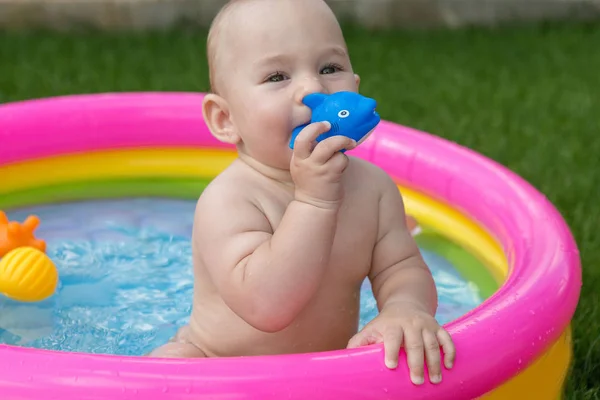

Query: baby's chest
<box><xmin>261</xmin><ymin>189</ymin><xmax>379</xmax><ymax>264</ymax></box>
<box><xmin>266</xmin><ymin>199</ymin><xmax>378</xmax><ymax>282</ymax></box>
<box><xmin>265</xmin><ymin>194</ymin><xmax>378</xmax><ymax>242</ymax></box>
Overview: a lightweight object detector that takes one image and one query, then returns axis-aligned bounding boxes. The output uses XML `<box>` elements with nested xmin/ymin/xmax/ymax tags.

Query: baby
<box><xmin>149</xmin><ymin>0</ymin><xmax>455</xmax><ymax>386</ymax></box>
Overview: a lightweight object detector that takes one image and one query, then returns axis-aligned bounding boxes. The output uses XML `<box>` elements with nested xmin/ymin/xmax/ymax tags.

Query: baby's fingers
<box><xmin>437</xmin><ymin>328</ymin><xmax>456</xmax><ymax>369</ymax></box>
<box><xmin>404</xmin><ymin>330</ymin><xmax>425</xmax><ymax>385</ymax></box>
<box><xmin>347</xmin><ymin>329</ymin><xmax>382</xmax><ymax>349</ymax></box>
<box><xmin>383</xmin><ymin>327</ymin><xmax>403</xmax><ymax>369</ymax></box>
<box><xmin>423</xmin><ymin>330</ymin><xmax>442</xmax><ymax>384</ymax></box>
<box><xmin>311</xmin><ymin>135</ymin><xmax>356</xmax><ymax>164</ymax></box>
<box><xmin>293</xmin><ymin>121</ymin><xmax>331</xmax><ymax>160</ymax></box>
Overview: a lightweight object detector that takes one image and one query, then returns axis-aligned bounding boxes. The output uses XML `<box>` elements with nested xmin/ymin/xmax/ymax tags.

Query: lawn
<box><xmin>1</xmin><ymin>22</ymin><xmax>599</xmax><ymax>398</ymax></box>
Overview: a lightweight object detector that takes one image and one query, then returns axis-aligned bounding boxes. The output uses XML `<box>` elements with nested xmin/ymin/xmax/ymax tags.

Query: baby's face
<box><xmin>213</xmin><ymin>0</ymin><xmax>360</xmax><ymax>169</ymax></box>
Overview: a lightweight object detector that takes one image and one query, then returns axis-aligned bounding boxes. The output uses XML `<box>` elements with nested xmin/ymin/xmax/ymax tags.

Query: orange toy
<box><xmin>0</xmin><ymin>211</ymin><xmax>46</xmax><ymax>258</ymax></box>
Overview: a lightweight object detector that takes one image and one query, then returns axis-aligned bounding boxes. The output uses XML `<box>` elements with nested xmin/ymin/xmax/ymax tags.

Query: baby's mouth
<box><xmin>293</xmin><ymin>118</ymin><xmax>312</xmax><ymax>131</ymax></box>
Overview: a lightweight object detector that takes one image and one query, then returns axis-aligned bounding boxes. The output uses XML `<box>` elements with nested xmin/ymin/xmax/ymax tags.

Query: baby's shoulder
<box><xmin>195</xmin><ymin>162</ymin><xmax>258</xmax><ymax>211</ymax></box>
<box><xmin>192</xmin><ymin>163</ymin><xmax>272</xmax><ymax>238</ymax></box>
<box><xmin>347</xmin><ymin>156</ymin><xmax>397</xmax><ymax>190</ymax></box>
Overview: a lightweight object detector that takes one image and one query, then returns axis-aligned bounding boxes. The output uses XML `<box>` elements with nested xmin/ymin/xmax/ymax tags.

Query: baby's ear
<box><xmin>202</xmin><ymin>93</ymin><xmax>240</xmax><ymax>144</ymax></box>
<box><xmin>354</xmin><ymin>74</ymin><xmax>361</xmax><ymax>90</ymax></box>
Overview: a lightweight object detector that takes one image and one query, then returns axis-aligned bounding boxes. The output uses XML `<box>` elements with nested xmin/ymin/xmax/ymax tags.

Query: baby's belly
<box><xmin>189</xmin><ymin>288</ymin><xmax>362</xmax><ymax>357</ymax></box>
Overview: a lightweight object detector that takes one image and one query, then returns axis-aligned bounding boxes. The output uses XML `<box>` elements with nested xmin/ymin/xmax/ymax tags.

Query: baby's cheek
<box><xmin>328</xmin><ymin>73</ymin><xmax>359</xmax><ymax>93</ymax></box>
<box><xmin>260</xmin><ymin>107</ymin><xmax>293</xmax><ymax>133</ymax></box>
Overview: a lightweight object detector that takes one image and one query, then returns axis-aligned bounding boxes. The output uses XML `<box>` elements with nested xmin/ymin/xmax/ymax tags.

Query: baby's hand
<box><xmin>347</xmin><ymin>302</ymin><xmax>455</xmax><ymax>385</ymax></box>
<box><xmin>290</xmin><ymin>121</ymin><xmax>356</xmax><ymax>209</ymax></box>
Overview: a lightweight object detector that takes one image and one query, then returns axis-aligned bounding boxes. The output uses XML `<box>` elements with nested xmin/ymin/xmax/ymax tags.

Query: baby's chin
<box><xmin>240</xmin><ymin>145</ymin><xmax>292</xmax><ymax>167</ymax></box>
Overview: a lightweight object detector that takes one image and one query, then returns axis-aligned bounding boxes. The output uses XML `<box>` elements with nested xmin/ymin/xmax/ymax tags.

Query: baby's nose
<box><xmin>295</xmin><ymin>78</ymin><xmax>324</xmax><ymax>104</ymax></box>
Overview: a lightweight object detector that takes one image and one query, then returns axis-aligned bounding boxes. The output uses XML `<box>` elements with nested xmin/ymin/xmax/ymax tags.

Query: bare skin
<box><xmin>148</xmin><ymin>0</ymin><xmax>456</xmax><ymax>386</ymax></box>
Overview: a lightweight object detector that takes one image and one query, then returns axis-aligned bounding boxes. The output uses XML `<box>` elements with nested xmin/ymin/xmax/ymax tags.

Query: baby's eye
<box><xmin>265</xmin><ymin>72</ymin><xmax>288</xmax><ymax>83</ymax></box>
<box><xmin>320</xmin><ymin>63</ymin><xmax>343</xmax><ymax>75</ymax></box>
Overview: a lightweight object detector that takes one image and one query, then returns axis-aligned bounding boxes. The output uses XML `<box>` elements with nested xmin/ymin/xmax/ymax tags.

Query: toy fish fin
<box><xmin>302</xmin><ymin>93</ymin><xmax>327</xmax><ymax>109</ymax></box>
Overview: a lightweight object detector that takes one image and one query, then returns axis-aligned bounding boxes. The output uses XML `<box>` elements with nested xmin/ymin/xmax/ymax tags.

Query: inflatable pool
<box><xmin>0</xmin><ymin>93</ymin><xmax>581</xmax><ymax>399</ymax></box>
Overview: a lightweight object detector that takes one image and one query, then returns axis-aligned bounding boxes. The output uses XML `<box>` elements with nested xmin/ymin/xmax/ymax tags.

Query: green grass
<box><xmin>1</xmin><ymin>22</ymin><xmax>599</xmax><ymax>398</ymax></box>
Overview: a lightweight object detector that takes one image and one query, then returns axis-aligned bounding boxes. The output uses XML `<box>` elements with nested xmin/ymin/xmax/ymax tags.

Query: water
<box><xmin>0</xmin><ymin>199</ymin><xmax>482</xmax><ymax>356</ymax></box>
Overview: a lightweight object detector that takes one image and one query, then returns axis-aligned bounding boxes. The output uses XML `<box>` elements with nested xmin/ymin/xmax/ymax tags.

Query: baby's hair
<box><xmin>206</xmin><ymin>0</ymin><xmax>333</xmax><ymax>94</ymax></box>
<box><xmin>207</xmin><ymin>0</ymin><xmax>251</xmax><ymax>94</ymax></box>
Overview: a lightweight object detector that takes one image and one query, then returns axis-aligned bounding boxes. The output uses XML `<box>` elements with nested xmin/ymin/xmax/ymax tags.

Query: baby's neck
<box><xmin>237</xmin><ymin>152</ymin><xmax>294</xmax><ymax>188</ymax></box>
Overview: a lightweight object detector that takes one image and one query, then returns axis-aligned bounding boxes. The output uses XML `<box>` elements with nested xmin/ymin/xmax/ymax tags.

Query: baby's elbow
<box><xmin>243</xmin><ymin>305</ymin><xmax>296</xmax><ymax>333</ymax></box>
<box><xmin>249</xmin><ymin>318</ymin><xmax>291</xmax><ymax>334</ymax></box>
<box><xmin>220</xmin><ymin>283</ymin><xmax>296</xmax><ymax>333</ymax></box>
<box><xmin>223</xmin><ymin>293</ymin><xmax>295</xmax><ymax>333</ymax></box>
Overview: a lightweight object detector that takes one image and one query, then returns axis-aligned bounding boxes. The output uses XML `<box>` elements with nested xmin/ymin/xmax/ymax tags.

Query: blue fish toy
<box><xmin>289</xmin><ymin>91</ymin><xmax>381</xmax><ymax>150</ymax></box>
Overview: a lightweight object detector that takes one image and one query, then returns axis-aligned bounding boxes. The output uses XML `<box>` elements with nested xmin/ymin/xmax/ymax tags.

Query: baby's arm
<box><xmin>196</xmin><ymin>122</ymin><xmax>356</xmax><ymax>333</ymax></box>
<box><xmin>195</xmin><ymin>185</ymin><xmax>338</xmax><ymax>333</ymax></box>
<box><xmin>368</xmin><ymin>176</ymin><xmax>437</xmax><ymax>316</ymax></box>
<box><xmin>348</xmin><ymin>168</ymin><xmax>455</xmax><ymax>385</ymax></box>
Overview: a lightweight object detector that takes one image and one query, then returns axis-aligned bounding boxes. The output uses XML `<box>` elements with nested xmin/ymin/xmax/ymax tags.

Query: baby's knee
<box><xmin>146</xmin><ymin>326</ymin><xmax>207</xmax><ymax>358</ymax></box>
<box><xmin>146</xmin><ymin>342</ymin><xmax>207</xmax><ymax>358</ymax></box>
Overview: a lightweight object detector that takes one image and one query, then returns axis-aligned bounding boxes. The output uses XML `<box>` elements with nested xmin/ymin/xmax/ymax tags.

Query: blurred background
<box><xmin>1</xmin><ymin>0</ymin><xmax>599</xmax><ymax>398</ymax></box>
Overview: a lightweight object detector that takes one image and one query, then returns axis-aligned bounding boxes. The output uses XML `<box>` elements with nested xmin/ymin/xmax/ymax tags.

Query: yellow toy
<box><xmin>0</xmin><ymin>211</ymin><xmax>57</xmax><ymax>302</ymax></box>
<box><xmin>0</xmin><ymin>246</ymin><xmax>58</xmax><ymax>302</ymax></box>
<box><xmin>0</xmin><ymin>211</ymin><xmax>46</xmax><ymax>258</ymax></box>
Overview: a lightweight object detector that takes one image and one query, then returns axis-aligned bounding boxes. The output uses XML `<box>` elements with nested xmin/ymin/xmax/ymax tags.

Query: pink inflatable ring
<box><xmin>0</xmin><ymin>93</ymin><xmax>581</xmax><ymax>399</ymax></box>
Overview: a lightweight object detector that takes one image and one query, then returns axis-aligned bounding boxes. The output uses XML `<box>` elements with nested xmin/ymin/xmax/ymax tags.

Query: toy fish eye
<box><xmin>338</xmin><ymin>110</ymin><xmax>350</xmax><ymax>118</ymax></box>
